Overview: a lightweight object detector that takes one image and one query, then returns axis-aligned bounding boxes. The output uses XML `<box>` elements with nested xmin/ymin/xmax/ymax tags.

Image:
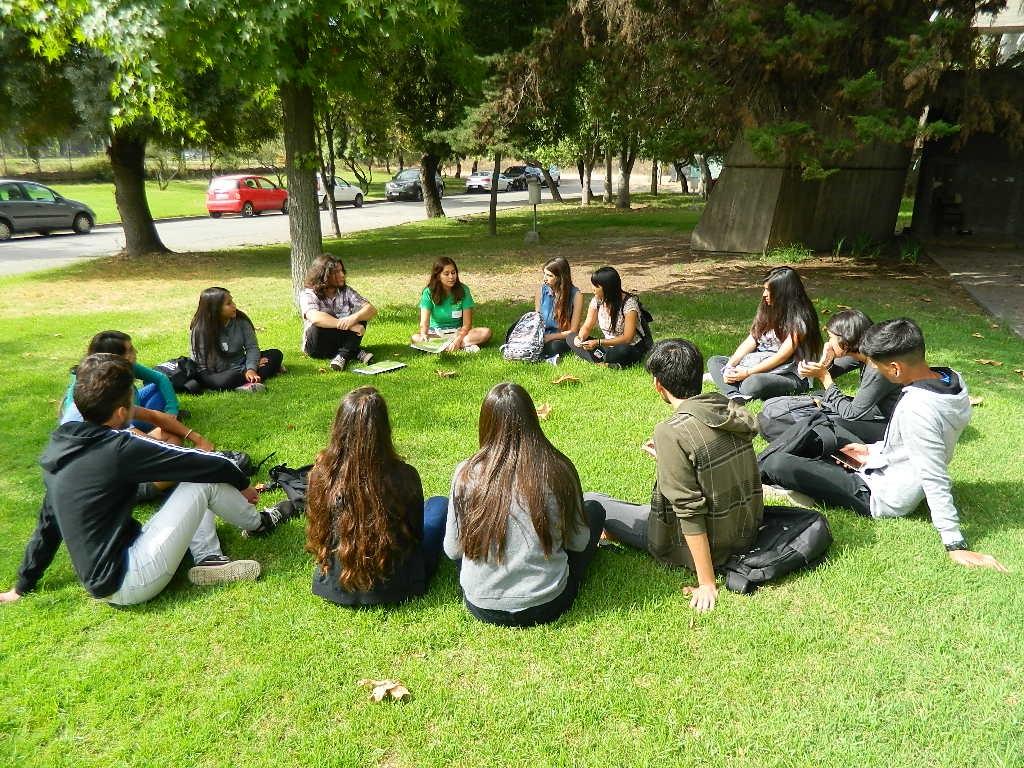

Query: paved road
<box><xmin>0</xmin><ymin>178</ymin><xmax>626</xmax><ymax>277</ymax></box>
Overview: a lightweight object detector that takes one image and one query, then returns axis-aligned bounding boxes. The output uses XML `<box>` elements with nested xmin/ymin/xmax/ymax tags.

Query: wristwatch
<box><xmin>944</xmin><ymin>540</ymin><xmax>969</xmax><ymax>552</ymax></box>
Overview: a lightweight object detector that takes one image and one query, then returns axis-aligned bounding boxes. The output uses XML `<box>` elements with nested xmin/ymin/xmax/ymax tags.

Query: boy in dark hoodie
<box><xmin>1</xmin><ymin>354</ymin><xmax>287</xmax><ymax>606</ymax></box>
<box><xmin>585</xmin><ymin>339</ymin><xmax>764</xmax><ymax>612</ymax></box>
<box><xmin>760</xmin><ymin>318</ymin><xmax>1006</xmax><ymax>570</ymax></box>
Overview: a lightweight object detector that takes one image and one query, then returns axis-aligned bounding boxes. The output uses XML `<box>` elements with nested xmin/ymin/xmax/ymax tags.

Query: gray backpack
<box><xmin>501</xmin><ymin>311</ymin><xmax>545</xmax><ymax>362</ymax></box>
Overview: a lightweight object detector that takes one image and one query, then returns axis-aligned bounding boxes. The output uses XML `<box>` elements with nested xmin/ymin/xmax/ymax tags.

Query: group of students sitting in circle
<box><xmin>1</xmin><ymin>261</ymin><xmax>1007</xmax><ymax>618</ymax></box>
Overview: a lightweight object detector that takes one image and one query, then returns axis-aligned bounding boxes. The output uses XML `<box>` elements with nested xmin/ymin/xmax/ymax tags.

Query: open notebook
<box><xmin>351</xmin><ymin>360</ymin><xmax>407</xmax><ymax>375</ymax></box>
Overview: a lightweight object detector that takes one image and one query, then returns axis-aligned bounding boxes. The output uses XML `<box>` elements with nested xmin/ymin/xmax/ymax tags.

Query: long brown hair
<box><xmin>427</xmin><ymin>256</ymin><xmax>465</xmax><ymax>305</ymax></box>
<box><xmin>305</xmin><ymin>387</ymin><xmax>416</xmax><ymax>591</ymax></box>
<box><xmin>188</xmin><ymin>287</ymin><xmax>253</xmax><ymax>369</ymax></box>
<box><xmin>544</xmin><ymin>257</ymin><xmax>575</xmax><ymax>330</ymax></box>
<box><xmin>453</xmin><ymin>383</ymin><xmax>584</xmax><ymax>563</ymax></box>
<box><xmin>304</xmin><ymin>254</ymin><xmax>344</xmax><ymax>300</ymax></box>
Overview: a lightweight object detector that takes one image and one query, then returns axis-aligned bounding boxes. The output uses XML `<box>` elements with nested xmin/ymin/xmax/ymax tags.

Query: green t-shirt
<box><xmin>419</xmin><ymin>285</ymin><xmax>475</xmax><ymax>330</ymax></box>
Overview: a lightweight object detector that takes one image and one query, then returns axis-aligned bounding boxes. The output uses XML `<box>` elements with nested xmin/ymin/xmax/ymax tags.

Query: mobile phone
<box><xmin>831</xmin><ymin>451</ymin><xmax>865</xmax><ymax>471</ymax></box>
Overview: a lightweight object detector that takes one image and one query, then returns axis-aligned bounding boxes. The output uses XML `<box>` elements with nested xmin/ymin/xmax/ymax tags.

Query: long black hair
<box><xmin>591</xmin><ymin>266</ymin><xmax>627</xmax><ymax>327</ymax></box>
<box><xmin>751</xmin><ymin>266</ymin><xmax>822</xmax><ymax>362</ymax></box>
<box><xmin>189</xmin><ymin>287</ymin><xmax>253</xmax><ymax>368</ymax></box>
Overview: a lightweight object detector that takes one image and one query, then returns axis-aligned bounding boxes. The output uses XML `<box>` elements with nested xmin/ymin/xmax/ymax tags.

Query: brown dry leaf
<box><xmin>990</xmin><ymin>323</ymin><xmax>1000</xmax><ymax>329</ymax></box>
<box><xmin>436</xmin><ymin>369</ymin><xmax>458</xmax><ymax>379</ymax></box>
<box><xmin>969</xmin><ymin>396</ymin><xmax>984</xmax><ymax>407</ymax></box>
<box><xmin>317</xmin><ymin>367</ymin><xmax>328</xmax><ymax>374</ymax></box>
<box><xmin>921</xmin><ymin>296</ymin><xmax>933</xmax><ymax>303</ymax></box>
<box><xmin>536</xmin><ymin>403</ymin><xmax>552</xmax><ymax>420</ymax></box>
<box><xmin>821</xmin><ymin>308</ymin><xmax>830</xmax><ymax>314</ymax></box>
<box><xmin>286</xmin><ymin>423</ymin><xmax>296</xmax><ymax>430</ymax></box>
<box><xmin>552</xmin><ymin>374</ymin><xmax>580</xmax><ymax>385</ymax></box>
<box><xmin>1015</xmin><ymin>369</ymin><xmax>1024</xmax><ymax>378</ymax></box>
<box><xmin>47</xmin><ymin>398</ymin><xmax>59</xmax><ymax>405</ymax></box>
<box><xmin>358</xmin><ymin>679</ymin><xmax>412</xmax><ymax>703</ymax></box>
<box><xmin>837</xmin><ymin>304</ymin><xmax>851</xmax><ymax>310</ymax></box>
<box><xmin>971</xmin><ymin>333</ymin><xmax>984</xmax><ymax>339</ymax></box>
<box><xmin>975</xmin><ymin>359</ymin><xmax>1003</xmax><ymax>367</ymax></box>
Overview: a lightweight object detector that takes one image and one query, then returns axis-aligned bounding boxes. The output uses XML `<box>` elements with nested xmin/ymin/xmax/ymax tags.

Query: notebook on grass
<box><xmin>409</xmin><ymin>336</ymin><xmax>454</xmax><ymax>354</ymax></box>
<box><xmin>352</xmin><ymin>360</ymin><xmax>407</xmax><ymax>375</ymax></box>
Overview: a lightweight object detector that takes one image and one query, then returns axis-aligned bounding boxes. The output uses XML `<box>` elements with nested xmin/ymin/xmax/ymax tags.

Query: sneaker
<box><xmin>329</xmin><ymin>353</ymin><xmax>349</xmax><ymax>371</ymax></box>
<box><xmin>187</xmin><ymin>555</ymin><xmax>261</xmax><ymax>586</ymax></box>
<box><xmin>762</xmin><ymin>484</ymin><xmax>817</xmax><ymax>509</ymax></box>
<box><xmin>242</xmin><ymin>502</ymin><xmax>301</xmax><ymax>538</ymax></box>
<box><xmin>607</xmin><ymin>362</ymin><xmax>623</xmax><ymax>371</ymax></box>
<box><xmin>545</xmin><ymin>354</ymin><xmax>561</xmax><ymax>366</ymax></box>
<box><xmin>356</xmin><ymin>349</ymin><xmax>374</xmax><ymax>365</ymax></box>
<box><xmin>234</xmin><ymin>382</ymin><xmax>267</xmax><ymax>393</ymax></box>
<box><xmin>462</xmin><ymin>344</ymin><xmax>481</xmax><ymax>353</ymax></box>
<box><xmin>702</xmin><ymin>372</ymin><xmax>714</xmax><ymax>384</ymax></box>
<box><xmin>727</xmin><ymin>393</ymin><xmax>750</xmax><ymax>405</ymax></box>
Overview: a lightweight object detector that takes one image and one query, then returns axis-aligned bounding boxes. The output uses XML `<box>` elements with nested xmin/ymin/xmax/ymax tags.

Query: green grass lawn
<box><xmin>1</xmin><ymin>198</ymin><xmax>1022</xmax><ymax>767</ymax></box>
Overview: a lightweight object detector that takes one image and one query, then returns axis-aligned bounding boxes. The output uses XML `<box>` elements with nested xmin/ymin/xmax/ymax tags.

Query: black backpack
<box><xmin>718</xmin><ymin>505</ymin><xmax>833</xmax><ymax>594</ymax></box>
<box><xmin>262</xmin><ymin>463</ymin><xmax>313</xmax><ymax>515</ymax></box>
<box><xmin>635</xmin><ymin>297</ymin><xmax>654</xmax><ymax>350</ymax></box>
<box><xmin>155</xmin><ymin>356</ymin><xmax>204</xmax><ymax>394</ymax></box>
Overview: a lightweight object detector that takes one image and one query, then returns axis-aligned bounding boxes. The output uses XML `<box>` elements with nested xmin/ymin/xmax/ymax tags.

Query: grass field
<box><xmin>0</xmin><ymin>197</ymin><xmax>1021</xmax><ymax>767</ymax></box>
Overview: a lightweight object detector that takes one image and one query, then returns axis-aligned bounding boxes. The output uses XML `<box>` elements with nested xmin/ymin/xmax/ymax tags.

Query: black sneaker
<box><xmin>242</xmin><ymin>502</ymin><xmax>300</xmax><ymax>538</ymax></box>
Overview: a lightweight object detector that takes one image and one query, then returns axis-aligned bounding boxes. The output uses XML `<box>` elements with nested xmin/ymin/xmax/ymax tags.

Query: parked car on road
<box><xmin>206</xmin><ymin>174</ymin><xmax>288</xmax><ymax>218</ymax></box>
<box><xmin>465</xmin><ymin>170</ymin><xmax>513</xmax><ymax>193</ymax></box>
<box><xmin>318</xmin><ymin>175</ymin><xmax>364</xmax><ymax>209</ymax></box>
<box><xmin>0</xmin><ymin>179</ymin><xmax>95</xmax><ymax>241</ymax></box>
<box><xmin>385</xmin><ymin>168</ymin><xmax>444</xmax><ymax>201</ymax></box>
<box><xmin>503</xmin><ymin>165</ymin><xmax>544</xmax><ymax>191</ymax></box>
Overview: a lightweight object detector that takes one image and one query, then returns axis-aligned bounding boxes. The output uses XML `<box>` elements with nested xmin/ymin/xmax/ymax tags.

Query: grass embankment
<box><xmin>0</xmin><ymin>196</ymin><xmax>1021</xmax><ymax>767</ymax></box>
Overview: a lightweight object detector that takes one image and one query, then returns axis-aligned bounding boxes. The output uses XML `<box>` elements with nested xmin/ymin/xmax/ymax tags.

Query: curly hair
<box><xmin>304</xmin><ymin>254</ymin><xmax>345</xmax><ymax>300</ymax></box>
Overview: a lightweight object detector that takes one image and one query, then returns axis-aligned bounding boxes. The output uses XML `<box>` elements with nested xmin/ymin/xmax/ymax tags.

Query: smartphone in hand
<box><xmin>832</xmin><ymin>448</ymin><xmax>865</xmax><ymax>471</ymax></box>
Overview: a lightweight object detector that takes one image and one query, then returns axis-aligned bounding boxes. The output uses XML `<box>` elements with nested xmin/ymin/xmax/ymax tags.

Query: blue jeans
<box><xmin>422</xmin><ymin>496</ymin><xmax>448</xmax><ymax>581</ymax></box>
<box><xmin>132</xmin><ymin>383</ymin><xmax>167</xmax><ymax>431</ymax></box>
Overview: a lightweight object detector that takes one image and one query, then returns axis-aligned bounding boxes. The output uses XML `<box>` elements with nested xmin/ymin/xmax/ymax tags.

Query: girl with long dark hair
<box><xmin>442</xmin><ymin>383</ymin><xmax>605</xmax><ymax>627</ymax></box>
<box><xmin>568</xmin><ymin>266</ymin><xmax>649</xmax><ymax>368</ymax></box>
<box><xmin>189</xmin><ymin>287</ymin><xmax>283</xmax><ymax>392</ymax></box>
<box><xmin>300</xmin><ymin>254</ymin><xmax>377</xmax><ymax>371</ymax></box>
<box><xmin>707</xmin><ymin>266</ymin><xmax>822</xmax><ymax>403</ymax></box>
<box><xmin>411</xmin><ymin>257</ymin><xmax>492</xmax><ymax>352</ymax></box>
<box><xmin>306</xmin><ymin>387</ymin><xmax>446</xmax><ymax>606</ymax></box>
<box><xmin>534</xmin><ymin>256</ymin><xmax>584</xmax><ymax>360</ymax></box>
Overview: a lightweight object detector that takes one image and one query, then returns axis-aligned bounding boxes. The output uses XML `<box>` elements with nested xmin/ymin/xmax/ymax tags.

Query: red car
<box><xmin>206</xmin><ymin>174</ymin><xmax>289</xmax><ymax>218</ymax></box>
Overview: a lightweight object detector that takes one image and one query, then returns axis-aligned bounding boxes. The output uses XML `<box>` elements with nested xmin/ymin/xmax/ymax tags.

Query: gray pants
<box><xmin>707</xmin><ymin>355</ymin><xmax>806</xmax><ymax>401</ymax></box>
<box><xmin>584</xmin><ymin>491</ymin><xmax>649</xmax><ymax>551</ymax></box>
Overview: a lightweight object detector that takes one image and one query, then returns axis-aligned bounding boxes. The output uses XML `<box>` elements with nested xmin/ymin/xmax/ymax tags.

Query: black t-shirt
<box><xmin>311</xmin><ymin>461</ymin><xmax>426</xmax><ymax>607</ymax></box>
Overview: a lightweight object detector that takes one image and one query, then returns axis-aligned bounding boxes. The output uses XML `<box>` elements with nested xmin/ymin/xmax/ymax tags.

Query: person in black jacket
<box><xmin>0</xmin><ymin>354</ymin><xmax>290</xmax><ymax>606</ymax></box>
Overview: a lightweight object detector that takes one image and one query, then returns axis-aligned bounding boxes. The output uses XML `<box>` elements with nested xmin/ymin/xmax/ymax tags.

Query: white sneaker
<box><xmin>187</xmin><ymin>555</ymin><xmax>261</xmax><ymax>586</ymax></box>
<box><xmin>356</xmin><ymin>349</ymin><xmax>374</xmax><ymax>365</ymax></box>
<box><xmin>545</xmin><ymin>354</ymin><xmax>561</xmax><ymax>366</ymax></box>
<box><xmin>762</xmin><ymin>484</ymin><xmax>817</xmax><ymax>509</ymax></box>
<box><xmin>329</xmin><ymin>353</ymin><xmax>349</xmax><ymax>371</ymax></box>
<box><xmin>462</xmin><ymin>344</ymin><xmax>481</xmax><ymax>353</ymax></box>
<box><xmin>234</xmin><ymin>382</ymin><xmax>266</xmax><ymax>393</ymax></box>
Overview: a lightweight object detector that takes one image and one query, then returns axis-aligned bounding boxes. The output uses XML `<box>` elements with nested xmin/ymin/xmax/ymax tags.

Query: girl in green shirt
<box><xmin>412</xmin><ymin>257</ymin><xmax>492</xmax><ymax>352</ymax></box>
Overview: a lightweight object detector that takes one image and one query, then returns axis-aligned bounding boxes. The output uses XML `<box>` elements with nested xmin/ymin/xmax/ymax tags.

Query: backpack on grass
<box><xmin>261</xmin><ymin>463</ymin><xmax>313</xmax><ymax>516</ymax></box>
<box><xmin>718</xmin><ymin>505</ymin><xmax>833</xmax><ymax>594</ymax></box>
<box><xmin>635</xmin><ymin>298</ymin><xmax>654</xmax><ymax>350</ymax></box>
<box><xmin>501</xmin><ymin>311</ymin><xmax>545</xmax><ymax>362</ymax></box>
<box><xmin>155</xmin><ymin>356</ymin><xmax>204</xmax><ymax>394</ymax></box>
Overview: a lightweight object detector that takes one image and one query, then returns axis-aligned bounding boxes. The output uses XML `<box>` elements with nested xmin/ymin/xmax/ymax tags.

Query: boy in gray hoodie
<box><xmin>760</xmin><ymin>318</ymin><xmax>1006</xmax><ymax>570</ymax></box>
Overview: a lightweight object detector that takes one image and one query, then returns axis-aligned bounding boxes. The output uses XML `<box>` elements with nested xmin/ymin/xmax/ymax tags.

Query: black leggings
<box><xmin>465</xmin><ymin>500</ymin><xmax>606</xmax><ymax>628</ymax></box>
<box><xmin>564</xmin><ymin>333</ymin><xmax>647</xmax><ymax>368</ymax></box>
<box><xmin>543</xmin><ymin>338</ymin><xmax>573</xmax><ymax>357</ymax></box>
<box><xmin>759</xmin><ymin>451</ymin><xmax>872</xmax><ymax>516</ymax></box>
<box><xmin>305</xmin><ymin>325</ymin><xmax>364</xmax><ymax>360</ymax></box>
<box><xmin>198</xmin><ymin>349</ymin><xmax>283</xmax><ymax>390</ymax></box>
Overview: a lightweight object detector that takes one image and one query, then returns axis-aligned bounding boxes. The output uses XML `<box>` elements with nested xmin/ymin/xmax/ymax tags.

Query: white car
<box><xmin>465</xmin><ymin>170</ymin><xmax>513</xmax><ymax>193</ymax></box>
<box><xmin>318</xmin><ymin>175</ymin><xmax>364</xmax><ymax>209</ymax></box>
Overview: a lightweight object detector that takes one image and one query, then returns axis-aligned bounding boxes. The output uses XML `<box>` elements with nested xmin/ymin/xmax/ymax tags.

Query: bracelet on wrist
<box><xmin>184</xmin><ymin>428</ymin><xmax>194</xmax><ymax>441</ymax></box>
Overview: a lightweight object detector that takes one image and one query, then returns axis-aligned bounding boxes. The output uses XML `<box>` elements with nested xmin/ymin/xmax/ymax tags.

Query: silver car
<box><xmin>0</xmin><ymin>179</ymin><xmax>96</xmax><ymax>240</ymax></box>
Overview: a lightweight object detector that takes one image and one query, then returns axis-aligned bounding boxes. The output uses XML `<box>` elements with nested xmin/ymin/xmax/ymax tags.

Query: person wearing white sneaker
<box><xmin>0</xmin><ymin>354</ymin><xmax>264</xmax><ymax>606</ymax></box>
<box><xmin>299</xmin><ymin>255</ymin><xmax>377</xmax><ymax>370</ymax></box>
<box><xmin>412</xmin><ymin>257</ymin><xmax>492</xmax><ymax>352</ymax></box>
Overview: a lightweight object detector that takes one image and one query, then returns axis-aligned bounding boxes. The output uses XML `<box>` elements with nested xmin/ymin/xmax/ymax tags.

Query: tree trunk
<box><xmin>314</xmin><ymin>108</ymin><xmax>341</xmax><ymax>238</ymax></box>
<box><xmin>107</xmin><ymin>124</ymin><xmax>169</xmax><ymax>256</ymax></box>
<box><xmin>696</xmin><ymin>154</ymin><xmax>712</xmax><ymax>199</ymax></box>
<box><xmin>673</xmin><ymin>161</ymin><xmax>689</xmax><ymax>193</ymax></box>
<box><xmin>398</xmin><ymin>152</ymin><xmax>404</xmax><ymax>171</ymax></box>
<box><xmin>582</xmin><ymin>160</ymin><xmax>593</xmax><ymax>206</ymax></box>
<box><xmin>421</xmin><ymin>152</ymin><xmax>445</xmax><ymax>218</ymax></box>
<box><xmin>616</xmin><ymin>142</ymin><xmax>636</xmax><ymax>210</ymax></box>
<box><xmin>281</xmin><ymin>79</ymin><xmax>323</xmax><ymax>295</ymax></box>
<box><xmin>488</xmin><ymin>150</ymin><xmax>501</xmax><ymax>237</ymax></box>
<box><xmin>650</xmin><ymin>160</ymin><xmax>658</xmax><ymax>196</ymax></box>
<box><xmin>471</xmin><ymin>159</ymin><xmax>478</xmax><ymax>174</ymax></box>
<box><xmin>576</xmin><ymin>157</ymin><xmax>585</xmax><ymax>187</ymax></box>
<box><xmin>527</xmin><ymin>157</ymin><xmax>562</xmax><ymax>202</ymax></box>
<box><xmin>455</xmin><ymin>156</ymin><xmax>462</xmax><ymax>178</ymax></box>
<box><xmin>604</xmin><ymin>147</ymin><xmax>614</xmax><ymax>203</ymax></box>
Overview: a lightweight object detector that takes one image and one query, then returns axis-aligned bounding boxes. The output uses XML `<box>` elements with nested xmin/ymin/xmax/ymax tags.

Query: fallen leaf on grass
<box><xmin>972</xmin><ymin>333</ymin><xmax>985</xmax><ymax>339</ymax></box>
<box><xmin>286</xmin><ymin>424</ymin><xmax>296</xmax><ymax>430</ymax></box>
<box><xmin>436</xmin><ymin>369</ymin><xmax>458</xmax><ymax>379</ymax></box>
<box><xmin>552</xmin><ymin>374</ymin><xmax>580</xmax><ymax>385</ymax></box>
<box><xmin>536</xmin><ymin>403</ymin><xmax>552</xmax><ymax>420</ymax></box>
<box><xmin>921</xmin><ymin>297</ymin><xmax>933</xmax><ymax>303</ymax></box>
<box><xmin>317</xmin><ymin>367</ymin><xmax>328</xmax><ymax>374</ymax></box>
<box><xmin>990</xmin><ymin>323</ymin><xmax>1000</xmax><ymax>329</ymax></box>
<box><xmin>358</xmin><ymin>679</ymin><xmax>412</xmax><ymax>703</ymax></box>
<box><xmin>1015</xmin><ymin>369</ymin><xmax>1024</xmax><ymax>378</ymax></box>
<box><xmin>821</xmin><ymin>308</ymin><xmax>830</xmax><ymax>314</ymax></box>
<box><xmin>975</xmin><ymin>359</ymin><xmax>1003</xmax><ymax>367</ymax></box>
<box><xmin>969</xmin><ymin>396</ymin><xmax>984</xmax><ymax>407</ymax></box>
<box><xmin>837</xmin><ymin>304</ymin><xmax>851</xmax><ymax>310</ymax></box>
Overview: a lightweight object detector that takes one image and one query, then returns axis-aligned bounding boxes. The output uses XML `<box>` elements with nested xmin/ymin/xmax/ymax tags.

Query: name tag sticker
<box><xmin>451</xmin><ymin>308</ymin><xmax>463</xmax><ymax>319</ymax></box>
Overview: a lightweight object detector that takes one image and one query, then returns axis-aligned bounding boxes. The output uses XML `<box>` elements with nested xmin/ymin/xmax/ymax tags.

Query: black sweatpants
<box><xmin>465</xmin><ymin>500</ymin><xmax>606</xmax><ymax>628</ymax></box>
<box><xmin>565</xmin><ymin>333</ymin><xmax>647</xmax><ymax>368</ymax></box>
<box><xmin>305</xmin><ymin>325</ymin><xmax>364</xmax><ymax>360</ymax></box>
<box><xmin>759</xmin><ymin>451</ymin><xmax>872</xmax><ymax>517</ymax></box>
<box><xmin>198</xmin><ymin>348</ymin><xmax>283</xmax><ymax>390</ymax></box>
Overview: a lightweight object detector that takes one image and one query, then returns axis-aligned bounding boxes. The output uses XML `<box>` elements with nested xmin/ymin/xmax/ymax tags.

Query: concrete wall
<box><xmin>692</xmin><ymin>139</ymin><xmax>909</xmax><ymax>254</ymax></box>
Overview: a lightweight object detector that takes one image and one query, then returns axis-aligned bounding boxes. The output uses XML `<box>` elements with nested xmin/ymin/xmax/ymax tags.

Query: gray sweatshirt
<box><xmin>443</xmin><ymin>460</ymin><xmax>590</xmax><ymax>612</ymax></box>
<box><xmin>190</xmin><ymin>317</ymin><xmax>260</xmax><ymax>374</ymax></box>
<box><xmin>860</xmin><ymin>368</ymin><xmax>971</xmax><ymax>546</ymax></box>
<box><xmin>821</xmin><ymin>362</ymin><xmax>902</xmax><ymax>422</ymax></box>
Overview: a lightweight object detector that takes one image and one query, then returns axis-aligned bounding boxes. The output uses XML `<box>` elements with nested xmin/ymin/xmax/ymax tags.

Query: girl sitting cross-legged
<box><xmin>534</xmin><ymin>256</ymin><xmax>584</xmax><ymax>361</ymax></box>
<box><xmin>442</xmin><ymin>382</ymin><xmax>605</xmax><ymax>627</ymax></box>
<box><xmin>567</xmin><ymin>265</ymin><xmax>649</xmax><ymax>369</ymax></box>
<box><xmin>412</xmin><ymin>257</ymin><xmax>492</xmax><ymax>352</ymax></box>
